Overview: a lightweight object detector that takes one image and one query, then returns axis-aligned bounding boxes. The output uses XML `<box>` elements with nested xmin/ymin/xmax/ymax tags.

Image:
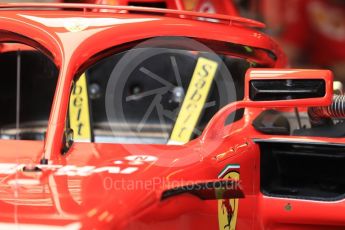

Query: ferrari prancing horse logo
<box><xmin>218</xmin><ymin>165</ymin><xmax>240</xmax><ymax>230</ymax></box>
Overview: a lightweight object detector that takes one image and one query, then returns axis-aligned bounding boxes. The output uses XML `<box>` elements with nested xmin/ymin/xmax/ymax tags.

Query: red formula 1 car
<box><xmin>0</xmin><ymin>3</ymin><xmax>344</xmax><ymax>230</ymax></box>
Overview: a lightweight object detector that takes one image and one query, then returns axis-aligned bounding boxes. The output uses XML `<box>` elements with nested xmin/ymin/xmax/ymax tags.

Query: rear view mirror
<box><xmin>250</xmin><ymin>79</ymin><xmax>325</xmax><ymax>101</ymax></box>
<box><xmin>202</xmin><ymin>68</ymin><xmax>333</xmax><ymax>140</ymax></box>
<box><xmin>244</xmin><ymin>69</ymin><xmax>333</xmax><ymax>107</ymax></box>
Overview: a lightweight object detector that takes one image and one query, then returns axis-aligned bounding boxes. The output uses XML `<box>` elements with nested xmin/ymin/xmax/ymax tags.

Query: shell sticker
<box><xmin>64</xmin><ymin>18</ymin><xmax>89</xmax><ymax>32</ymax></box>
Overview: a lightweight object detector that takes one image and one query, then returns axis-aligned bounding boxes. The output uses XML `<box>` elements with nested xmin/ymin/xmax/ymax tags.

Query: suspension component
<box><xmin>309</xmin><ymin>95</ymin><xmax>345</xmax><ymax>125</ymax></box>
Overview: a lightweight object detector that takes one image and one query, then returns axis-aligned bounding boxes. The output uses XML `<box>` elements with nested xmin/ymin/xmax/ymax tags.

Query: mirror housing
<box><xmin>244</xmin><ymin>69</ymin><xmax>333</xmax><ymax>107</ymax></box>
<box><xmin>202</xmin><ymin>68</ymin><xmax>333</xmax><ymax>140</ymax></box>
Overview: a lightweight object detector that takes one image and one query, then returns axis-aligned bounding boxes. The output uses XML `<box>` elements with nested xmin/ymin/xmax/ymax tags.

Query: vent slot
<box><xmin>129</xmin><ymin>1</ymin><xmax>167</xmax><ymax>8</ymax></box>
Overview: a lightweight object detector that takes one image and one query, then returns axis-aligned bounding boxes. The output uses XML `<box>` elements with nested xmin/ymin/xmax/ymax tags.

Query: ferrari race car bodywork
<box><xmin>0</xmin><ymin>3</ymin><xmax>344</xmax><ymax>230</ymax></box>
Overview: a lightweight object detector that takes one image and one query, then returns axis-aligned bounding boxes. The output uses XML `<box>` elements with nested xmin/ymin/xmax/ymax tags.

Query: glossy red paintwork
<box><xmin>95</xmin><ymin>0</ymin><xmax>185</xmax><ymax>11</ymax></box>
<box><xmin>0</xmin><ymin>3</ymin><xmax>342</xmax><ymax>230</ymax></box>
<box><xmin>95</xmin><ymin>0</ymin><xmax>239</xmax><ymax>16</ymax></box>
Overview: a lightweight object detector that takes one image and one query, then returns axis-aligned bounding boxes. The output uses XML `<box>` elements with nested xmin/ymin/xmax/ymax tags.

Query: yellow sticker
<box><xmin>218</xmin><ymin>171</ymin><xmax>240</xmax><ymax>230</ymax></box>
<box><xmin>183</xmin><ymin>0</ymin><xmax>199</xmax><ymax>11</ymax></box>
<box><xmin>69</xmin><ymin>74</ymin><xmax>92</xmax><ymax>142</ymax></box>
<box><xmin>169</xmin><ymin>57</ymin><xmax>218</xmax><ymax>144</ymax></box>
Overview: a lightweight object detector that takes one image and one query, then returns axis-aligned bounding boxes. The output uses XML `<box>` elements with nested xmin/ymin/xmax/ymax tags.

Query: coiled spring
<box><xmin>309</xmin><ymin>95</ymin><xmax>345</xmax><ymax>125</ymax></box>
